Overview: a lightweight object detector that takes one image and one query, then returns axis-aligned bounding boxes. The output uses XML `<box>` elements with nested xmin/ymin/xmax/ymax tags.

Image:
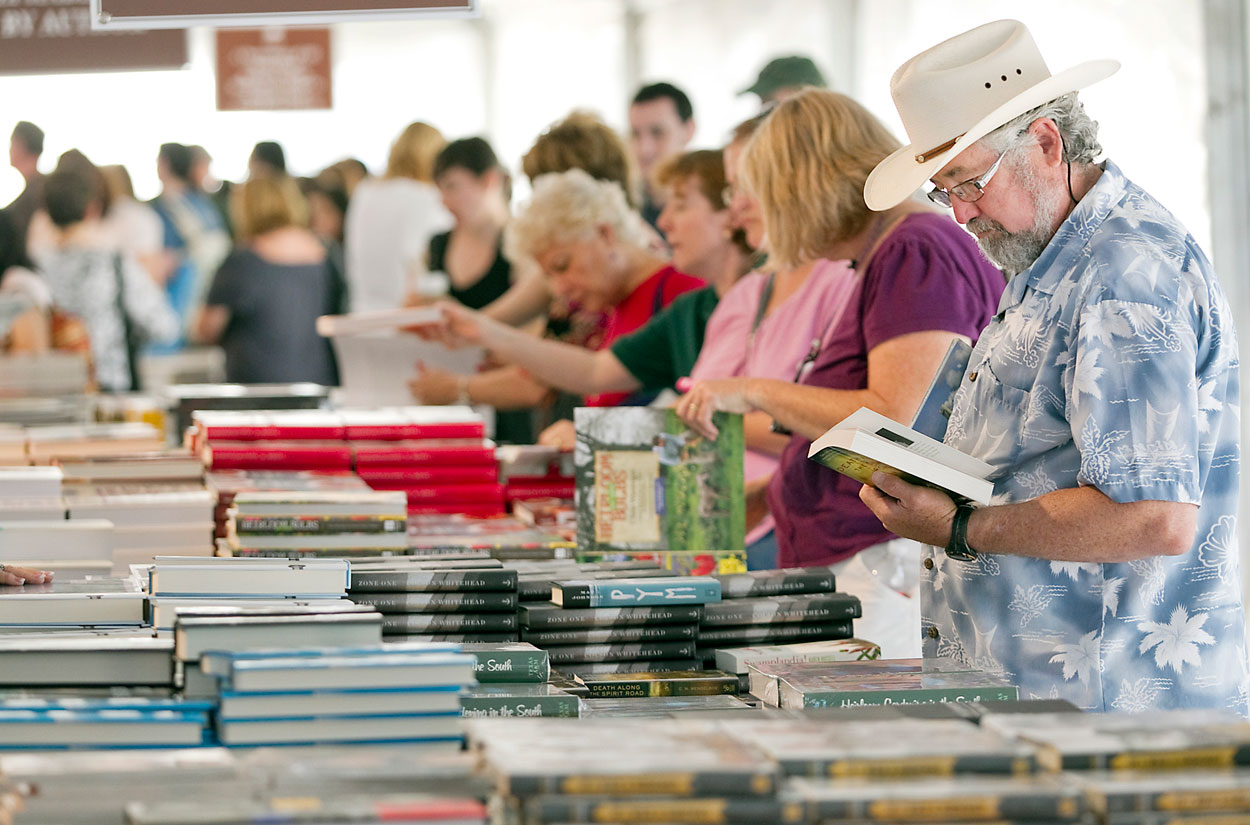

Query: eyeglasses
<box><xmin>926</xmin><ymin>149</ymin><xmax>1008</xmax><ymax>208</ymax></box>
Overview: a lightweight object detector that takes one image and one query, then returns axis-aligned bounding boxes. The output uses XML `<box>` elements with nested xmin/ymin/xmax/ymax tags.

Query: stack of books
<box><xmin>193</xmin><ymin>407</ymin><xmax>504</xmax><ymax>516</ymax></box>
<box><xmin>469</xmin><ymin>717</ymin><xmax>785</xmax><ymax>824</ymax></box>
<box><xmin>65</xmin><ymin>489</ymin><xmax>215</xmax><ymax>572</ymax></box>
<box><xmin>0</xmin><ymin>518</ymin><xmax>115</xmax><ymax>574</ymax></box>
<box><xmin>0</xmin><ymin>575</ymin><xmax>146</xmax><ymax>628</ymax></box>
<box><xmin>0</xmin><ymin>352</ymin><xmax>92</xmax><ymax>427</ymax></box>
<box><xmin>754</xmin><ymin>657</ymin><xmax>1018</xmax><ymax>709</ymax></box>
<box><xmin>407</xmin><ymin>514</ymin><xmax>575</xmax><ymax>561</ymax></box>
<box><xmin>146</xmin><ymin>557</ymin><xmax>376</xmax><ymax>695</ymax></box>
<box><xmin>205</xmin><ymin>468</ymin><xmax>372</xmax><ymax>543</ymax></box>
<box><xmin>348</xmin><ymin>558</ymin><xmax>520</xmax><ymax>642</ymax></box>
<box><xmin>201</xmin><ymin>642</ymin><xmax>475</xmax><ymax>747</ymax></box>
<box><xmin>222</xmin><ymin>489</ymin><xmax>408</xmax><ymax>558</ymax></box>
<box><xmin>53</xmin><ymin>450</ymin><xmax>203</xmax><ymax>485</ymax></box>
<box><xmin>0</xmin><ymin>632</ymin><xmax>175</xmax><ymax>689</ymax></box>
<box><xmin>25</xmin><ymin>423</ymin><xmax>166</xmax><ymax>464</ymax></box>
<box><xmin>459</xmin><ymin>641</ymin><xmax>582</xmax><ymax>719</ymax></box>
<box><xmin>0</xmin><ymin>464</ymin><xmax>65</xmax><ymax>520</ymax></box>
<box><xmin>0</xmin><ymin>693</ymin><xmax>212</xmax><ymax>750</ymax></box>
<box><xmin>697</xmin><ymin>567</ymin><xmax>864</xmax><ymax>665</ymax></box>
<box><xmin>516</xmin><ymin>575</ymin><xmax>721</xmax><ymax>675</ymax></box>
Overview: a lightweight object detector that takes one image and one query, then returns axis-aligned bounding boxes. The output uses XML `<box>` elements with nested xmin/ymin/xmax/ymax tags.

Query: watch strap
<box><xmin>945</xmin><ymin>503</ymin><xmax>978</xmax><ymax>562</ymax></box>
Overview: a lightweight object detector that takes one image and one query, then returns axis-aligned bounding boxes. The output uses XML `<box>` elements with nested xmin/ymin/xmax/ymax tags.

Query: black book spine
<box><xmin>381</xmin><ymin>612</ymin><xmax>519</xmax><ymax>633</ymax></box>
<box><xmin>506</xmin><ymin>770</ymin><xmax>777</xmax><ymax>799</ymax></box>
<box><xmin>350</xmin><ymin>591</ymin><xmax>518</xmax><ymax>614</ymax></box>
<box><xmin>543</xmin><ymin>639</ymin><xmax>697</xmax><ymax>664</ymax></box>
<box><xmin>525</xmin><ymin>796</ymin><xmax>791</xmax><ymax>824</ymax></box>
<box><xmin>716</xmin><ymin>571</ymin><xmax>837</xmax><ymax>598</ymax></box>
<box><xmin>522</xmin><ymin>623</ymin><xmax>698</xmax><ymax>646</ymax></box>
<box><xmin>700</xmin><ymin>595</ymin><xmax>862</xmax><ymax>627</ymax></box>
<box><xmin>350</xmin><ymin>570</ymin><xmax>518</xmax><ymax>593</ymax></box>
<box><xmin>520</xmin><ymin>604</ymin><xmax>702</xmax><ymax>629</ymax></box>
<box><xmin>383</xmin><ymin>632</ymin><xmax>519</xmax><ymax>643</ymax></box>
<box><xmin>696</xmin><ymin>621</ymin><xmax>853</xmax><ymax>646</ymax></box>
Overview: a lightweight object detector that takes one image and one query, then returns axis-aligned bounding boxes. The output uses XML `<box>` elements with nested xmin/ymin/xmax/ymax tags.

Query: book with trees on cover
<box><xmin>808</xmin><ymin>407</ymin><xmax>994</xmax><ymax>505</ymax></box>
<box><xmin>574</xmin><ymin>407</ymin><xmax>745</xmax><ymax>553</ymax></box>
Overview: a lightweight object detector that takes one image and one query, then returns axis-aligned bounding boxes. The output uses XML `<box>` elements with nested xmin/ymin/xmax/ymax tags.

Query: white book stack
<box><xmin>0</xmin><ymin>520</ymin><xmax>115</xmax><ymax>574</ymax></box>
<box><xmin>25</xmin><ymin>423</ymin><xmax>166</xmax><ymax>464</ymax></box>
<box><xmin>65</xmin><ymin>489</ymin><xmax>215</xmax><ymax>573</ymax></box>
<box><xmin>0</xmin><ymin>465</ymin><xmax>66</xmax><ymax>522</ymax></box>
<box><xmin>0</xmin><ymin>576</ymin><xmax>146</xmax><ymax>627</ymax></box>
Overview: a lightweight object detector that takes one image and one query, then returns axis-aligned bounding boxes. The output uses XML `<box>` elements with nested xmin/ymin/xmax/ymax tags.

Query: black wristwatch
<box><xmin>945</xmin><ymin>503</ymin><xmax>979</xmax><ymax>562</ymax></box>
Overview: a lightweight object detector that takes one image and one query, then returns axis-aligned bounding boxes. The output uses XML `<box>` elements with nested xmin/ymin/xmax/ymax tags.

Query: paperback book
<box><xmin>808</xmin><ymin>406</ymin><xmax>995</xmax><ymax>505</ymax></box>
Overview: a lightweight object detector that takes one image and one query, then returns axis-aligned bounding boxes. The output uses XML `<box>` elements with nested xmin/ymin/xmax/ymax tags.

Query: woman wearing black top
<box><xmin>428</xmin><ymin>138</ymin><xmax>513</xmax><ymax>309</ymax></box>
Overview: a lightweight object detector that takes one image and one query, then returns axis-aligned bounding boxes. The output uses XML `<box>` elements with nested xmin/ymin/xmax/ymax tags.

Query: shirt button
<box><xmin>923</xmin><ymin>558</ymin><xmax>935</xmax><ymax>570</ymax></box>
<box><xmin>927</xmin><ymin>626</ymin><xmax>940</xmax><ymax>639</ymax></box>
<box><xmin>968</xmin><ymin>372</ymin><xmax>978</xmax><ymax>382</ymax></box>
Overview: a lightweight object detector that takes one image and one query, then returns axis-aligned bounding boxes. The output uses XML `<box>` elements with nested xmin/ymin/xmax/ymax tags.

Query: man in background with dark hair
<box><xmin>628</xmin><ymin>82</ymin><xmax>695</xmax><ymax>235</ymax></box>
<box><xmin>5</xmin><ymin>121</ymin><xmax>46</xmax><ymax>252</ymax></box>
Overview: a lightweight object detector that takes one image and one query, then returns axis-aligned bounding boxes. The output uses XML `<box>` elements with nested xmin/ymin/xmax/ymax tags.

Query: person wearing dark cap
<box><xmin>741</xmin><ymin>55</ymin><xmax>827</xmax><ymax>106</ymax></box>
<box><xmin>248</xmin><ymin>141</ymin><xmax>287</xmax><ymax>179</ymax></box>
<box><xmin>4</xmin><ymin>121</ymin><xmax>45</xmax><ymax>253</ymax></box>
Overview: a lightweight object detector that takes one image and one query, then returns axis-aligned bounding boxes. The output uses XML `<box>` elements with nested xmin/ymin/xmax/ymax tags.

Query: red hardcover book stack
<box><xmin>193</xmin><ymin>408</ymin><xmax>503</xmax><ymax>517</ymax></box>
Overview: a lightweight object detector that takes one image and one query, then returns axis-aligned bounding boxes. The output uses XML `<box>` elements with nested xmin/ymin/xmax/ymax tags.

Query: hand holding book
<box><xmin>402</xmin><ymin>301</ymin><xmax>488</xmax><ymax>349</ymax></box>
<box><xmin>859</xmin><ymin>470</ymin><xmax>962</xmax><ymax>548</ymax></box>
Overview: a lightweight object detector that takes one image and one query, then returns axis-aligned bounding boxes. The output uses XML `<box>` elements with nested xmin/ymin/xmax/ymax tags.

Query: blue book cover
<box><xmin>552</xmin><ymin>576</ymin><xmax>722</xmax><ymax>608</ymax></box>
<box><xmin>910</xmin><ymin>339</ymin><xmax>973</xmax><ymax>441</ymax></box>
<box><xmin>199</xmin><ymin>640</ymin><xmax>460</xmax><ymax>677</ymax></box>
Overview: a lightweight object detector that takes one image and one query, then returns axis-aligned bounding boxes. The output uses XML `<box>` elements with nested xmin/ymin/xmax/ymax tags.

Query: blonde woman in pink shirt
<box><xmin>688</xmin><ymin>114</ymin><xmax>857</xmax><ymax>569</ymax></box>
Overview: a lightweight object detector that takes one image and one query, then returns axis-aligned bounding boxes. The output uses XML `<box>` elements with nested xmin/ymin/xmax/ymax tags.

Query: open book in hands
<box><xmin>807</xmin><ymin>407</ymin><xmax>994</xmax><ymax>505</ymax></box>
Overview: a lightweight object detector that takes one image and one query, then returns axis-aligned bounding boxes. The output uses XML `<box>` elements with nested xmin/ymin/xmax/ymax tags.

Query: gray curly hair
<box><xmin>979</xmin><ymin>92</ymin><xmax>1102</xmax><ymax>164</ymax></box>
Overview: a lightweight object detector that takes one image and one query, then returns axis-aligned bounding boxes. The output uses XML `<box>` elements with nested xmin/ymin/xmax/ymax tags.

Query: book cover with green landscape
<box><xmin>574</xmin><ymin>408</ymin><xmax>745</xmax><ymax>554</ymax></box>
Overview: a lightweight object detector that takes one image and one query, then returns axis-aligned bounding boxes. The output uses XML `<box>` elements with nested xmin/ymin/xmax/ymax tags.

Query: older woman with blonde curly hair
<box><xmin>410</xmin><ymin>167</ymin><xmax>706</xmax><ymax>445</ymax></box>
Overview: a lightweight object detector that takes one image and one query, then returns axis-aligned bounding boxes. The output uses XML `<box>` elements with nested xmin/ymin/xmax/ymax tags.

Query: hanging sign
<box><xmin>0</xmin><ymin>0</ymin><xmax>187</xmax><ymax>75</ymax></box>
<box><xmin>91</xmin><ymin>0</ymin><xmax>476</xmax><ymax>29</ymax></box>
<box><xmin>216</xmin><ymin>28</ymin><xmax>333</xmax><ymax>111</ymax></box>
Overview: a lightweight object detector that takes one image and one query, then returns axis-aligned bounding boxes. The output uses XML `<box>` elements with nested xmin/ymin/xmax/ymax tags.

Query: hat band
<box><xmin>914</xmin><ymin>133</ymin><xmax>966</xmax><ymax>164</ymax></box>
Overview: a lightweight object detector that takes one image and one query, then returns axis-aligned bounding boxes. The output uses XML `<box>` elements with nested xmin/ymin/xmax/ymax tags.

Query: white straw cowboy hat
<box><xmin>864</xmin><ymin>19</ymin><xmax>1119</xmax><ymax>211</ymax></box>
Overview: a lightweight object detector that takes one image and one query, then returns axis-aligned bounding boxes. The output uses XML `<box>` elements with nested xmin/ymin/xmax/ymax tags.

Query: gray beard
<box><xmin>968</xmin><ymin>160</ymin><xmax>1068</xmax><ymax>278</ymax></box>
<box><xmin>969</xmin><ymin>219</ymin><xmax>1054</xmax><ymax>278</ymax></box>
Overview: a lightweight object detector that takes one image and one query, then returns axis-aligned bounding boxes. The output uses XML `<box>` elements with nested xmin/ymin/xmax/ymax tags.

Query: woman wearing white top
<box><xmin>344</xmin><ymin>122</ymin><xmax>454</xmax><ymax>312</ymax></box>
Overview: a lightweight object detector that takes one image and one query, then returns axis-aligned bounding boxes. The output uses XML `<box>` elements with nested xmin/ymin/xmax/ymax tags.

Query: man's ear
<box><xmin>1030</xmin><ymin>118</ymin><xmax>1066</xmax><ymax>168</ymax></box>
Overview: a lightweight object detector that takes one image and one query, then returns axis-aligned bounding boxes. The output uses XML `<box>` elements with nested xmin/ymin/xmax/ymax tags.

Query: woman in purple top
<box><xmin>675</xmin><ymin>90</ymin><xmax>1003</xmax><ymax>656</ymax></box>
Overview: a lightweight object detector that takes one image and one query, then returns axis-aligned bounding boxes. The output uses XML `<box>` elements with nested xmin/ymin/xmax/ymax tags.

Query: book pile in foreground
<box><xmin>471</xmin><ymin>717</ymin><xmax>787</xmax><ymax>825</ymax></box>
<box><xmin>349</xmin><ymin>557</ymin><xmax>520</xmax><ymax>643</ymax></box>
<box><xmin>222</xmin><ymin>489</ymin><xmax>408</xmax><ymax>558</ymax></box>
<box><xmin>697</xmin><ymin>568</ymin><xmax>863</xmax><ymax>666</ymax></box>
<box><xmin>0</xmin><ymin>631</ymin><xmax>174</xmax><ymax>691</ymax></box>
<box><xmin>0</xmin><ymin>693</ymin><xmax>211</xmax><ymax>751</ymax></box>
<box><xmin>201</xmin><ymin>642</ymin><xmax>474</xmax><ymax>747</ymax></box>
<box><xmin>460</xmin><ymin>641</ymin><xmax>582</xmax><ymax>719</ymax></box>
<box><xmin>753</xmin><ymin>656</ymin><xmax>1019</xmax><ymax>709</ymax></box>
<box><xmin>192</xmin><ymin>407</ymin><xmax>505</xmax><ymax>517</ymax></box>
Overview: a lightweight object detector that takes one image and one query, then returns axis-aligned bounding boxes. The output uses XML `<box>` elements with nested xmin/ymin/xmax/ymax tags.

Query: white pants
<box><xmin>830</xmin><ymin>537</ymin><xmax>922</xmax><ymax>659</ymax></box>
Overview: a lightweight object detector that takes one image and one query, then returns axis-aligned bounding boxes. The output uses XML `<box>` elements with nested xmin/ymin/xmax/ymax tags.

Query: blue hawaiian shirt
<box><xmin>924</xmin><ymin>160</ymin><xmax>1250</xmax><ymax>714</ymax></box>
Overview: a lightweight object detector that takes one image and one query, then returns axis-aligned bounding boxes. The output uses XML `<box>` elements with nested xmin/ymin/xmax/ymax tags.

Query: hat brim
<box><xmin>863</xmin><ymin>59</ymin><xmax>1120</xmax><ymax>211</ymax></box>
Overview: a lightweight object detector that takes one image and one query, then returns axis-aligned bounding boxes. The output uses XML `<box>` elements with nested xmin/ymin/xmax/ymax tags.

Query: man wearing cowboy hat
<box><xmin>860</xmin><ymin>19</ymin><xmax>1248</xmax><ymax>713</ymax></box>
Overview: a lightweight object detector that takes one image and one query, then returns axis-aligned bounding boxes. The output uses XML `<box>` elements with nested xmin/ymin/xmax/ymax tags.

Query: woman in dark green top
<box><xmin>411</xmin><ymin>149</ymin><xmax>755</xmax><ymax>412</ymax></box>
